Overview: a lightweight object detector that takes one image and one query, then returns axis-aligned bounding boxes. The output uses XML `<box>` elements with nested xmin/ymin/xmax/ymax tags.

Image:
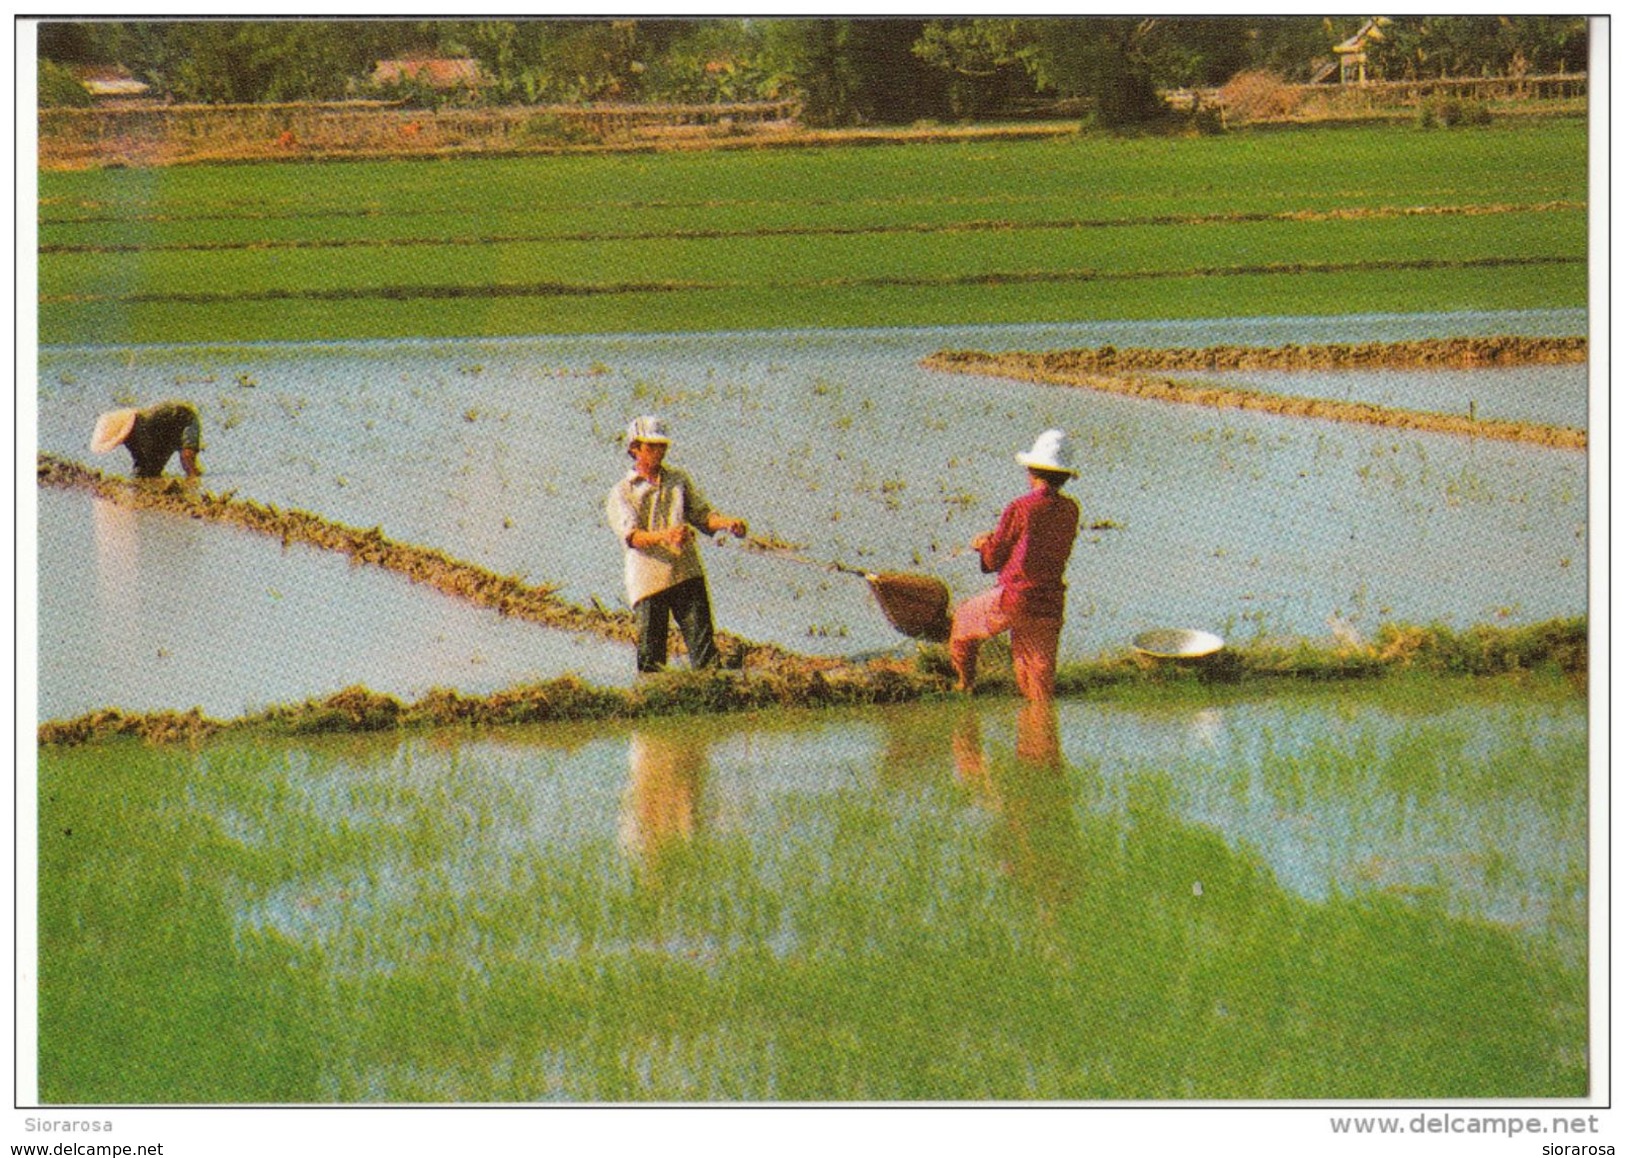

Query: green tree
<box><xmin>912</xmin><ymin>17</ymin><xmax>1044</xmax><ymax>113</ymax></box>
<box><xmin>516</xmin><ymin>19</ymin><xmax>639</xmax><ymax>101</ymax></box>
<box><xmin>1035</xmin><ymin>18</ymin><xmax>1169</xmax><ymax>126</ymax></box>
<box><xmin>634</xmin><ymin>19</ymin><xmax>773</xmax><ymax>103</ymax></box>
<box><xmin>759</xmin><ymin>19</ymin><xmax>863</xmax><ymax>125</ymax></box>
<box><xmin>458</xmin><ymin>20</ymin><xmax>526</xmax><ymax>103</ymax></box>
<box><xmin>37</xmin><ymin>21</ymin><xmax>102</xmax><ymax>65</ymax></box>
<box><xmin>451</xmin><ymin>18</ymin><xmax>693</xmax><ymax>104</ymax></box>
<box><xmin>166</xmin><ymin>22</ymin><xmax>383</xmax><ymax>102</ymax></box>
<box><xmin>1503</xmin><ymin>15</ymin><xmax>1590</xmax><ymax>73</ymax></box>
<box><xmin>837</xmin><ymin>19</ymin><xmax>951</xmax><ymax>123</ymax></box>
<box><xmin>37</xmin><ymin>59</ymin><xmax>92</xmax><ymax>108</ymax></box>
<box><xmin>58</xmin><ymin>22</ymin><xmax>177</xmax><ymax>93</ymax></box>
<box><xmin>39</xmin><ymin>19</ymin><xmax>449</xmax><ymax>104</ymax></box>
<box><xmin>915</xmin><ymin>17</ymin><xmax>1171</xmax><ymax>127</ymax></box>
<box><xmin>1371</xmin><ymin>16</ymin><xmax>1589</xmax><ymax>79</ymax></box>
<box><xmin>1247</xmin><ymin>17</ymin><xmax>1372</xmax><ymax>81</ymax></box>
<box><xmin>759</xmin><ymin>18</ymin><xmax>951</xmax><ymax>125</ymax></box>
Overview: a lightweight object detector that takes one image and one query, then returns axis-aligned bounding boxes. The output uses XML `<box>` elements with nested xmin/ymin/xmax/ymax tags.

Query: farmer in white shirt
<box><xmin>607</xmin><ymin>416</ymin><xmax>748</xmax><ymax>673</ymax></box>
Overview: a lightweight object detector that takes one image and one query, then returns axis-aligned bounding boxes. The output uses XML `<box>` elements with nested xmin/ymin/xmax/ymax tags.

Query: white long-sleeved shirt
<box><xmin>606</xmin><ymin>466</ymin><xmax>716</xmax><ymax>606</ymax></box>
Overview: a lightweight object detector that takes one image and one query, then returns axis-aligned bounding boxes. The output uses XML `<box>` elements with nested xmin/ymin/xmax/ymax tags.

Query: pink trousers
<box><xmin>949</xmin><ymin>587</ymin><xmax>1063</xmax><ymax>701</ymax></box>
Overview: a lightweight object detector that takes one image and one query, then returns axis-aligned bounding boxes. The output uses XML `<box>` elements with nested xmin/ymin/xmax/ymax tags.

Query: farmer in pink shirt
<box><xmin>950</xmin><ymin>429</ymin><xmax>1081</xmax><ymax>701</ymax></box>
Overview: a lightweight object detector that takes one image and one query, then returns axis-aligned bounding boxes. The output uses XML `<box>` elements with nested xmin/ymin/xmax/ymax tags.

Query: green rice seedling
<box><xmin>39</xmin><ymin>668</ymin><xmax>1584</xmax><ymax>1102</ymax></box>
<box><xmin>39</xmin><ymin>121</ymin><xmax>1586</xmax><ymax>345</ymax></box>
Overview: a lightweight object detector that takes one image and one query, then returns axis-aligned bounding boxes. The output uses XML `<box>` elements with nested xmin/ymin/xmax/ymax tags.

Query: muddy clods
<box><xmin>36</xmin><ymin>706</ymin><xmax>220</xmax><ymax>747</ymax></box>
<box><xmin>939</xmin><ymin>336</ymin><xmax>1587</xmax><ymax>374</ymax></box>
<box><xmin>924</xmin><ymin>337</ymin><xmax>1587</xmax><ymax>451</ymax></box>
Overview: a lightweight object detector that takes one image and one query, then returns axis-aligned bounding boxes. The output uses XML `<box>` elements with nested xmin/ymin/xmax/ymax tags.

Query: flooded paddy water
<box><xmin>38</xmin><ymin>679</ymin><xmax>1586</xmax><ymax>1100</ymax></box>
<box><xmin>35</xmin><ymin>308</ymin><xmax>1587</xmax><ymax>720</ymax></box>
<box><xmin>33</xmin><ymin>307</ymin><xmax>1592</xmax><ymax>1102</ymax></box>
<box><xmin>36</xmin><ymin>487</ymin><xmax>632</xmax><ymax>719</ymax></box>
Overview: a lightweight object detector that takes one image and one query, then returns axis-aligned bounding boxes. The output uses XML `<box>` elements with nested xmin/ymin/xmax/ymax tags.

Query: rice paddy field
<box><xmin>29</xmin><ymin>115</ymin><xmax>1595</xmax><ymax>1108</ymax></box>
<box><xmin>37</xmin><ymin>119</ymin><xmax>1586</xmax><ymax>344</ymax></box>
<box><xmin>36</xmin><ymin>314</ymin><xmax>1590</xmax><ymax>720</ymax></box>
<box><xmin>38</xmin><ymin>675</ymin><xmax>1587</xmax><ymax>1102</ymax></box>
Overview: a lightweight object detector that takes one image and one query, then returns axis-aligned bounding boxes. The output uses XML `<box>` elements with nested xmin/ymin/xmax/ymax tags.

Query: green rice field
<box><xmin>34</xmin><ymin>111</ymin><xmax>1594</xmax><ymax>1108</ymax></box>
<box><xmin>37</xmin><ymin>119</ymin><xmax>1587</xmax><ymax>345</ymax></box>
<box><xmin>38</xmin><ymin>673</ymin><xmax>1585</xmax><ymax>1103</ymax></box>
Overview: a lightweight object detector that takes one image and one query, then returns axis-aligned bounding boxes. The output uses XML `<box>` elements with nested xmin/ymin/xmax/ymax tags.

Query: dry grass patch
<box><xmin>1217</xmin><ymin>71</ymin><xmax>1305</xmax><ymax>124</ymax></box>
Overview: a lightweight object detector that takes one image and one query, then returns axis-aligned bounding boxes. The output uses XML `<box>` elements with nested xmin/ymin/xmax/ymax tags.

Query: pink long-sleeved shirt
<box><xmin>977</xmin><ymin>486</ymin><xmax>1080</xmax><ymax>618</ymax></box>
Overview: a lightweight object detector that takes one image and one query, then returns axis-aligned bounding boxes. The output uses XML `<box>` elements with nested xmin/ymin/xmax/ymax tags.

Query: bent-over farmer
<box><xmin>608</xmin><ymin>415</ymin><xmax>748</xmax><ymax>674</ymax></box>
<box><xmin>91</xmin><ymin>400</ymin><xmax>203</xmax><ymax>479</ymax></box>
<box><xmin>950</xmin><ymin>428</ymin><xmax>1081</xmax><ymax>701</ymax></box>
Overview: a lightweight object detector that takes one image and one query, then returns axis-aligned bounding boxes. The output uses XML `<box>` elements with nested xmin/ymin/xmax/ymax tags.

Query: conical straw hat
<box><xmin>90</xmin><ymin>409</ymin><xmax>137</xmax><ymax>454</ymax></box>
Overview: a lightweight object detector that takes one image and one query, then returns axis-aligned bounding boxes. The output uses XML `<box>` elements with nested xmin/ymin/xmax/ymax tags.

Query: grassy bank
<box><xmin>37</xmin><ymin>118</ymin><xmax>1587</xmax><ymax>345</ymax></box>
<box><xmin>36</xmin><ymin>615</ymin><xmax>1586</xmax><ymax>747</ymax></box>
<box><xmin>925</xmin><ymin>337</ymin><xmax>1589</xmax><ymax>450</ymax></box>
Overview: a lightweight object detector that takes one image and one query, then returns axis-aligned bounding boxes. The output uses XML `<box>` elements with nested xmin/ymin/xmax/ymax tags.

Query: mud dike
<box><xmin>37</xmin><ymin>453</ymin><xmax>961</xmax><ymax>743</ymax></box>
<box><xmin>39</xmin><ymin>451</ymin><xmax>639</xmax><ymax>630</ymax></box>
<box><xmin>924</xmin><ymin>337</ymin><xmax>1588</xmax><ymax>451</ymax></box>
<box><xmin>34</xmin><ymin>453</ymin><xmax>853</xmax><ymax>672</ymax></box>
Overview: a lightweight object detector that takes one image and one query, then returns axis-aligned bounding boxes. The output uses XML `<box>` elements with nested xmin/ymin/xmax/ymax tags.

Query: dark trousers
<box><xmin>634</xmin><ymin>577</ymin><xmax>719</xmax><ymax>673</ymax></box>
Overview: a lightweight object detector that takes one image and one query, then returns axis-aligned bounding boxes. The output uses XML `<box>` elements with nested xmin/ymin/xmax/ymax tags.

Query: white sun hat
<box><xmin>1015</xmin><ymin>428</ymin><xmax>1078</xmax><ymax>476</ymax></box>
<box><xmin>626</xmin><ymin>415</ymin><xmax>671</xmax><ymax>445</ymax></box>
<box><xmin>91</xmin><ymin>408</ymin><xmax>138</xmax><ymax>454</ymax></box>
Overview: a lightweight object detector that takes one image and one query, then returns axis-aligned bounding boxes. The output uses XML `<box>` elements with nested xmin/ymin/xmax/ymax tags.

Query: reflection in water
<box><xmin>85</xmin><ymin>493</ymin><xmax>206</xmax><ymax>694</ymax></box>
<box><xmin>875</xmin><ymin>702</ymin><xmax>961</xmax><ymax>789</ymax></box>
<box><xmin>1015</xmin><ymin>700</ymin><xmax>1063</xmax><ymax>770</ymax></box>
<box><xmin>91</xmin><ymin>496</ymin><xmax>140</xmax><ymax>629</ymax></box>
<box><xmin>36</xmin><ymin>683</ymin><xmax>1585</xmax><ymax>1102</ymax></box>
<box><xmin>40</xmin><ymin>488</ymin><xmax>636</xmax><ymax>720</ymax></box>
<box><xmin>1187</xmin><ymin>706</ymin><xmax>1224</xmax><ymax>750</ymax></box>
<box><xmin>620</xmin><ymin>725</ymin><xmax>710</xmax><ymax>889</ymax></box>
<box><xmin>953</xmin><ymin>701</ymin><xmax>1086</xmax><ymax>921</ymax></box>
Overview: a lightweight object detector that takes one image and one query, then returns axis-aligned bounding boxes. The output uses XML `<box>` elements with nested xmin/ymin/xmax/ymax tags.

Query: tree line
<box><xmin>38</xmin><ymin>17</ymin><xmax>1589</xmax><ymax>127</ymax></box>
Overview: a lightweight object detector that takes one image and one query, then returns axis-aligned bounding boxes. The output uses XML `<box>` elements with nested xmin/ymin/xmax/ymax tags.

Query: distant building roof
<box><xmin>1330</xmin><ymin>17</ymin><xmax>1390</xmax><ymax>85</ymax></box>
<box><xmin>1335</xmin><ymin>17</ymin><xmax>1390</xmax><ymax>56</ymax></box>
<box><xmin>71</xmin><ymin>66</ymin><xmax>151</xmax><ymax>98</ymax></box>
<box><xmin>371</xmin><ymin>58</ymin><xmax>485</xmax><ymax>89</ymax></box>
